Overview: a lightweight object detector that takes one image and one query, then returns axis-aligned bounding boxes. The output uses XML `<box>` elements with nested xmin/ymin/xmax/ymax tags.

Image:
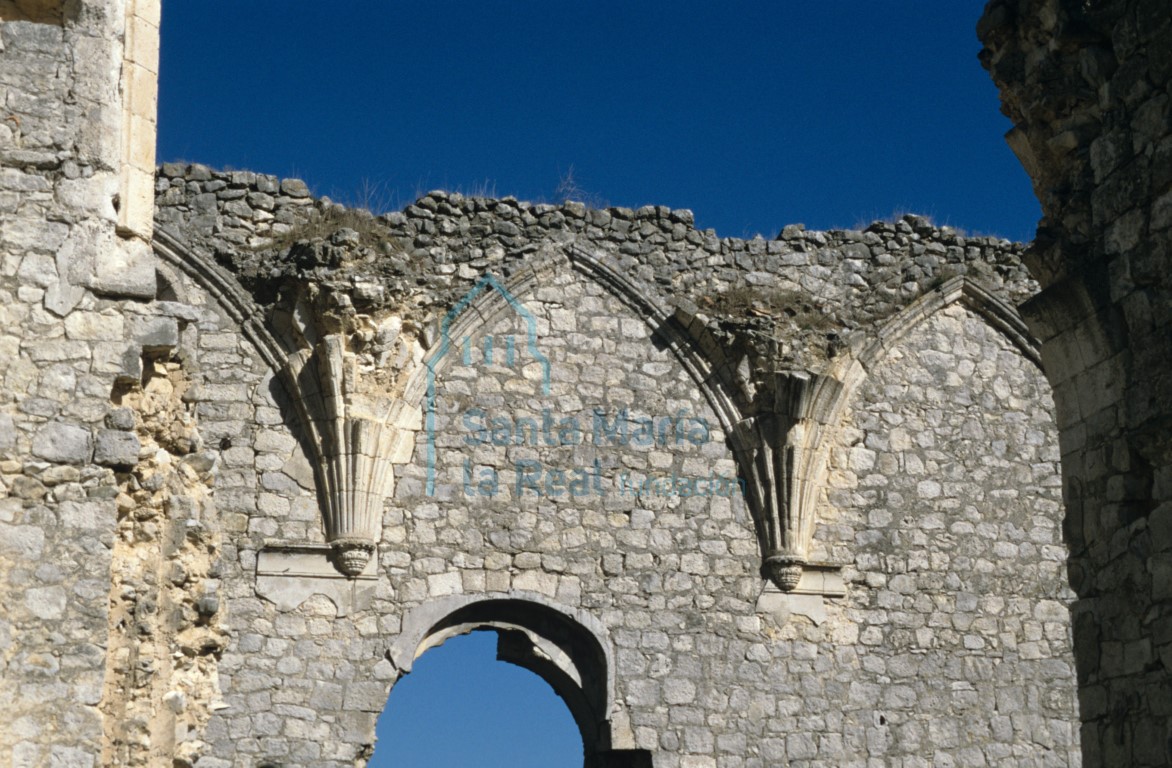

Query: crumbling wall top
<box><xmin>154</xmin><ymin>163</ymin><xmax>1038</xmax><ymax>376</ymax></box>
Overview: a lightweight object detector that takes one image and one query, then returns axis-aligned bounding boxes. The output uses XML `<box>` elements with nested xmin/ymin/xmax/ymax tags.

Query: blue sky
<box><xmin>158</xmin><ymin>2</ymin><xmax>1039</xmax><ymax>243</ymax></box>
<box><xmin>376</xmin><ymin>631</ymin><xmax>582</xmax><ymax>767</ymax></box>
<box><xmin>157</xmin><ymin>4</ymin><xmax>1036</xmax><ymax>765</ymax></box>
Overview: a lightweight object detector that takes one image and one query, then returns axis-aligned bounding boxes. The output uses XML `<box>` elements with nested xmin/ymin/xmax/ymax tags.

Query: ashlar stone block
<box><xmin>93</xmin><ymin>428</ymin><xmax>139</xmax><ymax>467</ymax></box>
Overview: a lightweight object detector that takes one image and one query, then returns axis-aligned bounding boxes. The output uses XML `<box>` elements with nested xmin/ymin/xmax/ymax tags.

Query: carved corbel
<box><xmin>730</xmin><ymin>371</ymin><xmax>842</xmax><ymax>591</ymax></box>
<box><xmin>284</xmin><ymin>334</ymin><xmax>420</xmax><ymax>576</ymax></box>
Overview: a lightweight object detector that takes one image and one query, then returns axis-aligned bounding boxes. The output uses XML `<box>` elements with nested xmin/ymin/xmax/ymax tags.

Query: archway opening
<box><xmin>369</xmin><ymin>629</ymin><xmax>584</xmax><ymax>768</ymax></box>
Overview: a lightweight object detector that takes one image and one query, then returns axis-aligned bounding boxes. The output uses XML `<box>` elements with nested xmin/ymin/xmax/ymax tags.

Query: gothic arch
<box><xmin>152</xmin><ymin>227</ymin><xmax>290</xmax><ymax>375</ymax></box>
<box><xmin>401</xmin><ymin>243</ymin><xmax>740</xmax><ymax>436</ymax></box>
<box><xmin>152</xmin><ymin>228</ymin><xmax>747</xmax><ymax>580</ymax></box>
<box><xmin>848</xmin><ymin>275</ymin><xmax>1041</xmax><ymax>377</ymax></box>
<box><xmin>721</xmin><ymin>276</ymin><xmax>1048</xmax><ymax>590</ymax></box>
<box><xmin>826</xmin><ymin>275</ymin><xmax>1044</xmax><ymax>440</ymax></box>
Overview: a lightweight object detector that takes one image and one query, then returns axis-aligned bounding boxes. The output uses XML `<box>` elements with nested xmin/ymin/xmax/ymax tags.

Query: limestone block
<box><xmin>58</xmin><ymin>500</ymin><xmax>107</xmax><ymax>530</ymax></box>
<box><xmin>91</xmin><ymin>341</ymin><xmax>143</xmax><ymax>383</ymax></box>
<box><xmin>0</xmin><ymin>523</ymin><xmax>45</xmax><ymax>559</ymax></box>
<box><xmin>93</xmin><ymin>428</ymin><xmax>139</xmax><ymax>467</ymax></box>
<box><xmin>104</xmin><ymin>407</ymin><xmax>136</xmax><ymax>431</ymax></box>
<box><xmin>24</xmin><ymin>585</ymin><xmax>66</xmax><ymax>620</ymax></box>
<box><xmin>280</xmin><ymin>178</ymin><xmax>310</xmax><ymax>197</ymax></box>
<box><xmin>16</xmin><ymin>252</ymin><xmax>57</xmax><ymax>287</ymax></box>
<box><xmin>43</xmin><ymin>281</ymin><xmax>86</xmax><ymax>317</ymax></box>
<box><xmin>46</xmin><ymin>745</ymin><xmax>94</xmax><ymax>768</ymax></box>
<box><xmin>30</xmin><ymin>421</ymin><xmax>91</xmax><ymax>464</ymax></box>
<box><xmin>425</xmin><ymin>571</ymin><xmax>461</xmax><ymax>597</ymax></box>
<box><xmin>125</xmin><ymin>12</ymin><xmax>159</xmax><ymax>73</ymax></box>
<box><xmin>1153</xmin><ymin>189</ymin><xmax>1172</xmax><ymax>231</ymax></box>
<box><xmin>70</xmin><ymin>31</ymin><xmax>123</xmax><ymax>166</ymax></box>
<box><xmin>126</xmin><ymin>108</ymin><xmax>155</xmax><ymax>168</ymax></box>
<box><xmin>0</xmin><ymin>413</ymin><xmax>15</xmax><ymax>453</ymax></box>
<box><xmin>254</xmin><ymin>546</ymin><xmax>376</xmax><ymax>617</ymax></box>
<box><xmin>133</xmin><ymin>0</ymin><xmax>162</xmax><ymax>29</ymax></box>
<box><xmin>513</xmin><ymin>569</ymin><xmax>557</xmax><ymax>596</ymax></box>
<box><xmin>64</xmin><ymin>311</ymin><xmax>123</xmax><ymax>340</ymax></box>
<box><xmin>127</xmin><ymin>314</ymin><xmax>177</xmax><ymax>352</ymax></box>
<box><xmin>90</xmin><ymin>236</ymin><xmax>155</xmax><ymax>299</ymax></box>
<box><xmin>117</xmin><ymin>162</ymin><xmax>156</xmax><ymax>240</ymax></box>
<box><xmin>280</xmin><ymin>449</ymin><xmax>315</xmax><ymax>491</ymax></box>
<box><xmin>55</xmin><ymin>175</ymin><xmax>118</xmax><ymax>220</ymax></box>
<box><xmin>1151</xmin><ymin>555</ymin><xmax>1172</xmax><ymax>601</ymax></box>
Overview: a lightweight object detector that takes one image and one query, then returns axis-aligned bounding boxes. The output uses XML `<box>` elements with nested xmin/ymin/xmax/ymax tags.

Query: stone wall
<box><xmin>153</xmin><ymin>164</ymin><xmax>1040</xmax><ymax>344</ymax></box>
<box><xmin>129</xmin><ymin>164</ymin><xmax>1079</xmax><ymax>766</ymax></box>
<box><xmin>825</xmin><ymin>304</ymin><xmax>1074</xmax><ymax>764</ymax></box>
<box><xmin>0</xmin><ymin>2</ymin><xmax>1117</xmax><ymax>765</ymax></box>
<box><xmin>979</xmin><ymin>1</ymin><xmax>1172</xmax><ymax>765</ymax></box>
<box><xmin>0</xmin><ymin>3</ymin><xmax>161</xmax><ymax>765</ymax></box>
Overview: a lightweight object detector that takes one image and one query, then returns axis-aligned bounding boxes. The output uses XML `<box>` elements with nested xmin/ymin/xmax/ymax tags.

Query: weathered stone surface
<box><xmin>0</xmin><ymin>412</ymin><xmax>15</xmax><ymax>453</ymax></box>
<box><xmin>25</xmin><ymin>586</ymin><xmax>67</xmax><ymax>620</ymax></box>
<box><xmin>0</xmin><ymin>5</ymin><xmax>158</xmax><ymax>761</ymax></box>
<box><xmin>43</xmin><ymin>280</ymin><xmax>86</xmax><ymax>317</ymax></box>
<box><xmin>127</xmin><ymin>314</ymin><xmax>178</xmax><ymax>351</ymax></box>
<box><xmin>0</xmin><ymin>523</ymin><xmax>45</xmax><ymax>558</ymax></box>
<box><xmin>104</xmin><ymin>407</ymin><xmax>136</xmax><ymax>431</ymax></box>
<box><xmin>30</xmin><ymin>422</ymin><xmax>91</xmax><ymax>464</ymax></box>
<box><xmin>14</xmin><ymin>2</ymin><xmax>1172</xmax><ymax>766</ymax></box>
<box><xmin>31</xmin><ymin>163</ymin><xmax>1082</xmax><ymax>765</ymax></box>
<box><xmin>93</xmin><ymin>429</ymin><xmax>140</xmax><ymax>466</ymax></box>
<box><xmin>89</xmin><ymin>237</ymin><xmax>156</xmax><ymax>299</ymax></box>
<box><xmin>280</xmin><ymin>178</ymin><xmax>310</xmax><ymax>197</ymax></box>
<box><xmin>64</xmin><ymin>311</ymin><xmax>124</xmax><ymax>340</ymax></box>
<box><xmin>156</xmin><ymin>168</ymin><xmax>1037</xmax><ymax>379</ymax></box>
<box><xmin>86</xmin><ymin>154</ymin><xmax>1079</xmax><ymax>765</ymax></box>
<box><xmin>980</xmin><ymin>2</ymin><xmax>1172</xmax><ymax>765</ymax></box>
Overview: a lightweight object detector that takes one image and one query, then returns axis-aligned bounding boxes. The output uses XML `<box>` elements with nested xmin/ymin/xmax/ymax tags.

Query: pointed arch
<box><xmin>733</xmin><ymin>276</ymin><xmax>1045</xmax><ymax>588</ymax></box>
<box><xmin>827</xmin><ymin>276</ymin><xmax>1042</xmax><ymax>434</ymax></box>
<box><xmin>400</xmin><ymin>243</ymin><xmax>741</xmax><ymax>436</ymax></box>
<box><xmin>152</xmin><ymin>227</ymin><xmax>292</xmax><ymax>373</ymax></box>
<box><xmin>851</xmin><ymin>275</ymin><xmax>1041</xmax><ymax>376</ymax></box>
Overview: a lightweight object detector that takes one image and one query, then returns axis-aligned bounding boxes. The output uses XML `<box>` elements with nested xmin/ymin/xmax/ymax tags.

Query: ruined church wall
<box><xmin>159</xmin><ymin>258</ymin><xmax>1081</xmax><ymax>768</ymax></box>
<box><xmin>392</xmin><ymin>274</ymin><xmax>1078</xmax><ymax>766</ymax></box>
<box><xmin>136</xmin><ymin>166</ymin><xmax>1083</xmax><ymax>766</ymax></box>
<box><xmin>0</xmin><ymin>103</ymin><xmax>1083</xmax><ymax>766</ymax></box>
<box><xmin>0</xmin><ymin>10</ymin><xmax>1084</xmax><ymax>759</ymax></box>
<box><xmin>152</xmin><ymin>165</ymin><xmax>1042</xmax><ymax>353</ymax></box>
<box><xmin>7</xmin><ymin>0</ymin><xmax>1169</xmax><ymax>763</ymax></box>
<box><xmin>188</xmin><ymin>268</ymin><xmax>755</xmax><ymax>767</ymax></box>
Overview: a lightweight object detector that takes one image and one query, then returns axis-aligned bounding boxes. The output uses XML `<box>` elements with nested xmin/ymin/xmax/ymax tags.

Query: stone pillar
<box><xmin>117</xmin><ymin>0</ymin><xmax>160</xmax><ymax>240</ymax></box>
<box><xmin>0</xmin><ymin>0</ymin><xmax>163</xmax><ymax>763</ymax></box>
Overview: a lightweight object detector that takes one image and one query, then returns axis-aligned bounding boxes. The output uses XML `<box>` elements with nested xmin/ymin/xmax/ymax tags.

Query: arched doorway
<box><xmin>374</xmin><ymin>597</ymin><xmax>654</xmax><ymax>768</ymax></box>
<box><xmin>370</xmin><ymin>629</ymin><xmax>583</xmax><ymax>767</ymax></box>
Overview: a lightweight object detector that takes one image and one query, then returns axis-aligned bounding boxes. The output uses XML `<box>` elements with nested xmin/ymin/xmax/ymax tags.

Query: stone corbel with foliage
<box><xmin>283</xmin><ymin>334</ymin><xmax>420</xmax><ymax>576</ymax></box>
<box><xmin>730</xmin><ymin>371</ymin><xmax>842</xmax><ymax>591</ymax></box>
<box><xmin>671</xmin><ymin>296</ymin><xmax>845</xmax><ymax>594</ymax></box>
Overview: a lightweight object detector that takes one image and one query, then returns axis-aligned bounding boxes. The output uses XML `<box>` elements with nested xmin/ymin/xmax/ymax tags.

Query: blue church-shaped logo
<box><xmin>424</xmin><ymin>274</ymin><xmax>551</xmax><ymax>496</ymax></box>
